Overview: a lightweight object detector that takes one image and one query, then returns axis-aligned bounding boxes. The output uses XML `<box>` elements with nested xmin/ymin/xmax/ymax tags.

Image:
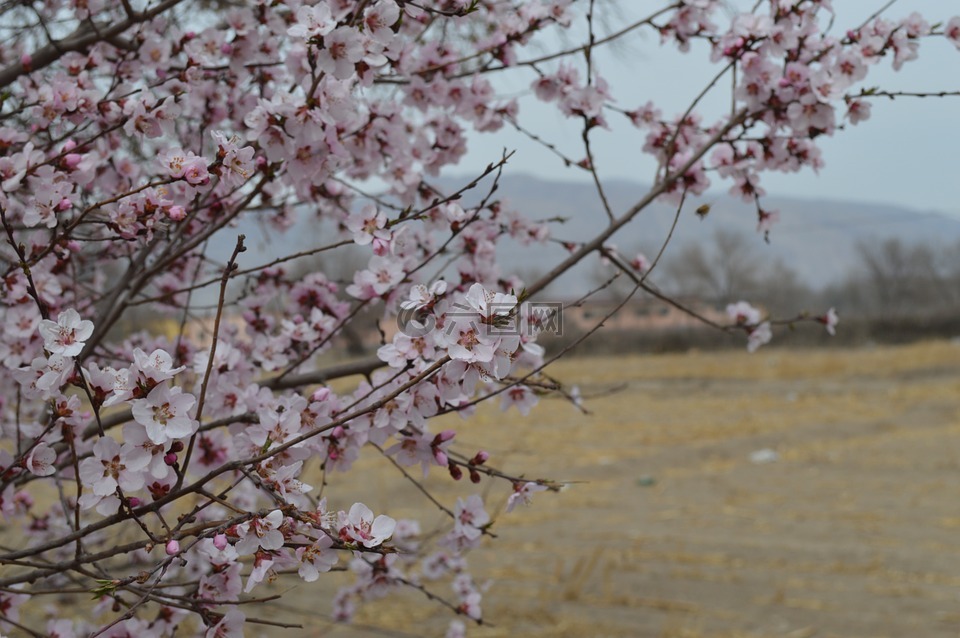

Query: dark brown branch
<box><xmin>0</xmin><ymin>0</ymin><xmax>187</xmax><ymax>89</ymax></box>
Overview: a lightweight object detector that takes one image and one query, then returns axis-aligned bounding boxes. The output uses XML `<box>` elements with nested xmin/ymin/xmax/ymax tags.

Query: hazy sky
<box><xmin>459</xmin><ymin>1</ymin><xmax>959</xmax><ymax>219</ymax></box>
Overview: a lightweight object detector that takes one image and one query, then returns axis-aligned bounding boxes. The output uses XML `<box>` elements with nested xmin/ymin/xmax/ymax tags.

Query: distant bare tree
<box><xmin>662</xmin><ymin>229</ymin><xmax>764</xmax><ymax>302</ymax></box>
<box><xmin>854</xmin><ymin>238</ymin><xmax>955</xmax><ymax>315</ymax></box>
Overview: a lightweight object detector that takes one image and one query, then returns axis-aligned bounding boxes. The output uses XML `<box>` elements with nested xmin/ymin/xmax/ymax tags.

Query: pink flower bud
<box><xmin>332</xmin><ymin>426</ymin><xmax>345</xmax><ymax>438</ymax></box>
<box><xmin>57</xmin><ymin>198</ymin><xmax>72</xmax><ymax>211</ymax></box>
<box><xmin>448</xmin><ymin>462</ymin><xmax>463</xmax><ymax>481</ymax></box>
<box><xmin>311</xmin><ymin>387</ymin><xmax>331</xmax><ymax>402</ymax></box>
<box><xmin>433</xmin><ymin>429</ymin><xmax>456</xmax><ymax>444</ymax></box>
<box><xmin>20</xmin><ymin>54</ymin><xmax>31</xmax><ymax>69</ymax></box>
<box><xmin>166</xmin><ymin>205</ymin><xmax>186</xmax><ymax>221</ymax></box>
<box><xmin>433</xmin><ymin>450</ymin><xmax>448</xmax><ymax>467</ymax></box>
<box><xmin>63</xmin><ymin>153</ymin><xmax>82</xmax><ymax>170</ymax></box>
<box><xmin>372</xmin><ymin>237</ymin><xmax>390</xmax><ymax>256</ymax></box>
<box><xmin>63</xmin><ymin>139</ymin><xmax>78</xmax><ymax>152</ymax></box>
<box><xmin>164</xmin><ymin>452</ymin><xmax>178</xmax><ymax>465</ymax></box>
<box><xmin>469</xmin><ymin>450</ymin><xmax>489</xmax><ymax>466</ymax></box>
<box><xmin>165</xmin><ymin>540</ymin><xmax>180</xmax><ymax>556</ymax></box>
<box><xmin>213</xmin><ymin>533</ymin><xmax>228</xmax><ymax>550</ymax></box>
<box><xmin>14</xmin><ymin>490</ymin><xmax>33</xmax><ymax>508</ymax></box>
<box><xmin>469</xmin><ymin>469</ymin><xmax>482</xmax><ymax>484</ymax></box>
<box><xmin>221</xmin><ymin>43</ymin><xmax>233</xmax><ymax>55</ymax></box>
<box><xmin>127</xmin><ymin>497</ymin><xmax>142</xmax><ymax>508</ymax></box>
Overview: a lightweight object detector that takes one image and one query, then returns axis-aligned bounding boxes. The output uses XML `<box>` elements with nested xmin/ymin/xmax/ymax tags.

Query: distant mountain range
<box><xmin>212</xmin><ymin>173</ymin><xmax>960</xmax><ymax>301</ymax></box>
<box><xmin>454</xmin><ymin>173</ymin><xmax>960</xmax><ymax>294</ymax></box>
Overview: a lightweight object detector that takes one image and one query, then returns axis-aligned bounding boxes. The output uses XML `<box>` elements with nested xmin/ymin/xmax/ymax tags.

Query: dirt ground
<box><xmin>256</xmin><ymin>340</ymin><xmax>960</xmax><ymax>638</ymax></box>
<box><xmin>18</xmin><ymin>341</ymin><xmax>957</xmax><ymax>637</ymax></box>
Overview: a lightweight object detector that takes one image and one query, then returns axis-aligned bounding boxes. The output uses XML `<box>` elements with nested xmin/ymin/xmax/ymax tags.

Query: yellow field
<box><xmin>268</xmin><ymin>340</ymin><xmax>960</xmax><ymax>638</ymax></box>
<box><xmin>13</xmin><ymin>341</ymin><xmax>960</xmax><ymax>637</ymax></box>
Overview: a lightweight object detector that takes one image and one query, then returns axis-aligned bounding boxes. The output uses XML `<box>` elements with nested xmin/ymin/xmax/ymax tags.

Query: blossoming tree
<box><xmin>0</xmin><ymin>0</ymin><xmax>955</xmax><ymax>635</ymax></box>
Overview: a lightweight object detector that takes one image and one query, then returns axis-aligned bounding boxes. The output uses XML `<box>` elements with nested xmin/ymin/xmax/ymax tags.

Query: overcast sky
<box><xmin>457</xmin><ymin>1</ymin><xmax>959</xmax><ymax>219</ymax></box>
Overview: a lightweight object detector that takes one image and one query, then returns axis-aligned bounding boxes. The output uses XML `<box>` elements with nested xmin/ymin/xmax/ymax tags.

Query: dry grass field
<box><xmin>264</xmin><ymin>340</ymin><xmax>960</xmax><ymax>638</ymax></box>
<box><xmin>14</xmin><ymin>341</ymin><xmax>960</xmax><ymax>637</ymax></box>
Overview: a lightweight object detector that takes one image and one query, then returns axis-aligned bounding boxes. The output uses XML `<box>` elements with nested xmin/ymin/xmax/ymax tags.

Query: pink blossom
<box><xmin>757</xmin><ymin>208</ymin><xmax>780</xmax><ymax>234</ymax></box>
<box><xmin>15</xmin><ymin>353</ymin><xmax>73</xmax><ymax>398</ymax></box>
<box><xmin>235</xmin><ymin>510</ymin><xmax>285</xmax><ymax>555</ymax></box>
<box><xmin>211</xmin><ymin>131</ymin><xmax>255</xmax><ymax>186</ymax></box>
<box><xmin>346</xmin><ymin>255</ymin><xmax>404</xmax><ymax>299</ymax></box>
<box><xmin>726</xmin><ymin>301</ymin><xmax>762</xmax><ymax>326</ymax></box>
<box><xmin>947</xmin><ymin>17</ymin><xmax>960</xmax><ymax>50</ymax></box>
<box><xmin>846</xmin><ymin>99</ymin><xmax>871</xmax><ymax>125</ymax></box>
<box><xmin>338</xmin><ymin>503</ymin><xmax>396</xmax><ymax>548</ymax></box>
<box><xmin>198</xmin><ymin>564</ymin><xmax>242</xmax><ymax>607</ymax></box>
<box><xmin>78</xmin><ymin>436</ymin><xmax>150</xmax><ymax>498</ymax></box>
<box><xmin>132</xmin><ymin>347</ymin><xmax>185</xmax><ymax>385</ymax></box>
<box><xmin>296</xmin><ymin>534</ymin><xmax>338</xmax><ymax>581</ymax></box>
<box><xmin>446</xmin><ymin>620</ymin><xmax>467</xmax><ymax>638</ymax></box>
<box><xmin>441</xmin><ymin>315</ymin><xmax>497</xmax><ymax>364</ymax></box>
<box><xmin>747</xmin><ymin>321</ymin><xmax>773</xmax><ymax>353</ymax></box>
<box><xmin>288</xmin><ymin>4</ymin><xmax>336</xmax><ymax>39</ymax></box>
<box><xmin>401</xmin><ymin>280</ymin><xmax>447</xmax><ymax>311</ymax></box>
<box><xmin>316</xmin><ymin>28</ymin><xmax>365</xmax><ymax>80</ymax></box>
<box><xmin>505</xmin><ymin>481</ymin><xmax>549</xmax><ymax>513</ymax></box>
<box><xmin>500</xmin><ymin>384</ymin><xmax>538</xmax><ymax>416</ymax></box>
<box><xmin>205</xmin><ymin>609</ymin><xmax>245</xmax><ymax>638</ymax></box>
<box><xmin>345</xmin><ymin>204</ymin><xmax>390</xmax><ymax>245</ymax></box>
<box><xmin>38</xmin><ymin>308</ymin><xmax>93</xmax><ymax>357</ymax></box>
<box><xmin>364</xmin><ymin>1</ymin><xmax>401</xmax><ymax>46</ymax></box>
<box><xmin>452</xmin><ymin>494</ymin><xmax>489</xmax><ymax>544</ymax></box>
<box><xmin>820</xmin><ymin>307</ymin><xmax>839</xmax><ymax>336</ymax></box>
<box><xmin>131</xmin><ymin>384</ymin><xmax>198</xmax><ymax>444</ymax></box>
<box><xmin>25</xmin><ymin>442</ymin><xmax>57</xmax><ymax>477</ymax></box>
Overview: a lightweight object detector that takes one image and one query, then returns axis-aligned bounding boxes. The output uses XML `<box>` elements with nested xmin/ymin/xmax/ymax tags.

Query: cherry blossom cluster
<box><xmin>0</xmin><ymin>0</ymin><xmax>954</xmax><ymax>635</ymax></box>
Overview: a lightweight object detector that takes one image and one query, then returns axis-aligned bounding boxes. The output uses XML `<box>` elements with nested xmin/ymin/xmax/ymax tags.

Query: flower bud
<box><xmin>469</xmin><ymin>469</ymin><xmax>482</xmax><ymax>484</ymax></box>
<box><xmin>164</xmin><ymin>452</ymin><xmax>178</xmax><ymax>466</ymax></box>
<box><xmin>433</xmin><ymin>429</ymin><xmax>456</xmax><ymax>445</ymax></box>
<box><xmin>213</xmin><ymin>533</ymin><xmax>228</xmax><ymax>550</ymax></box>
<box><xmin>63</xmin><ymin>153</ymin><xmax>83</xmax><ymax>170</ymax></box>
<box><xmin>165</xmin><ymin>540</ymin><xmax>180</xmax><ymax>556</ymax></box>
<box><xmin>448</xmin><ymin>462</ymin><xmax>463</xmax><ymax>481</ymax></box>
<box><xmin>469</xmin><ymin>450</ymin><xmax>489</xmax><ymax>466</ymax></box>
